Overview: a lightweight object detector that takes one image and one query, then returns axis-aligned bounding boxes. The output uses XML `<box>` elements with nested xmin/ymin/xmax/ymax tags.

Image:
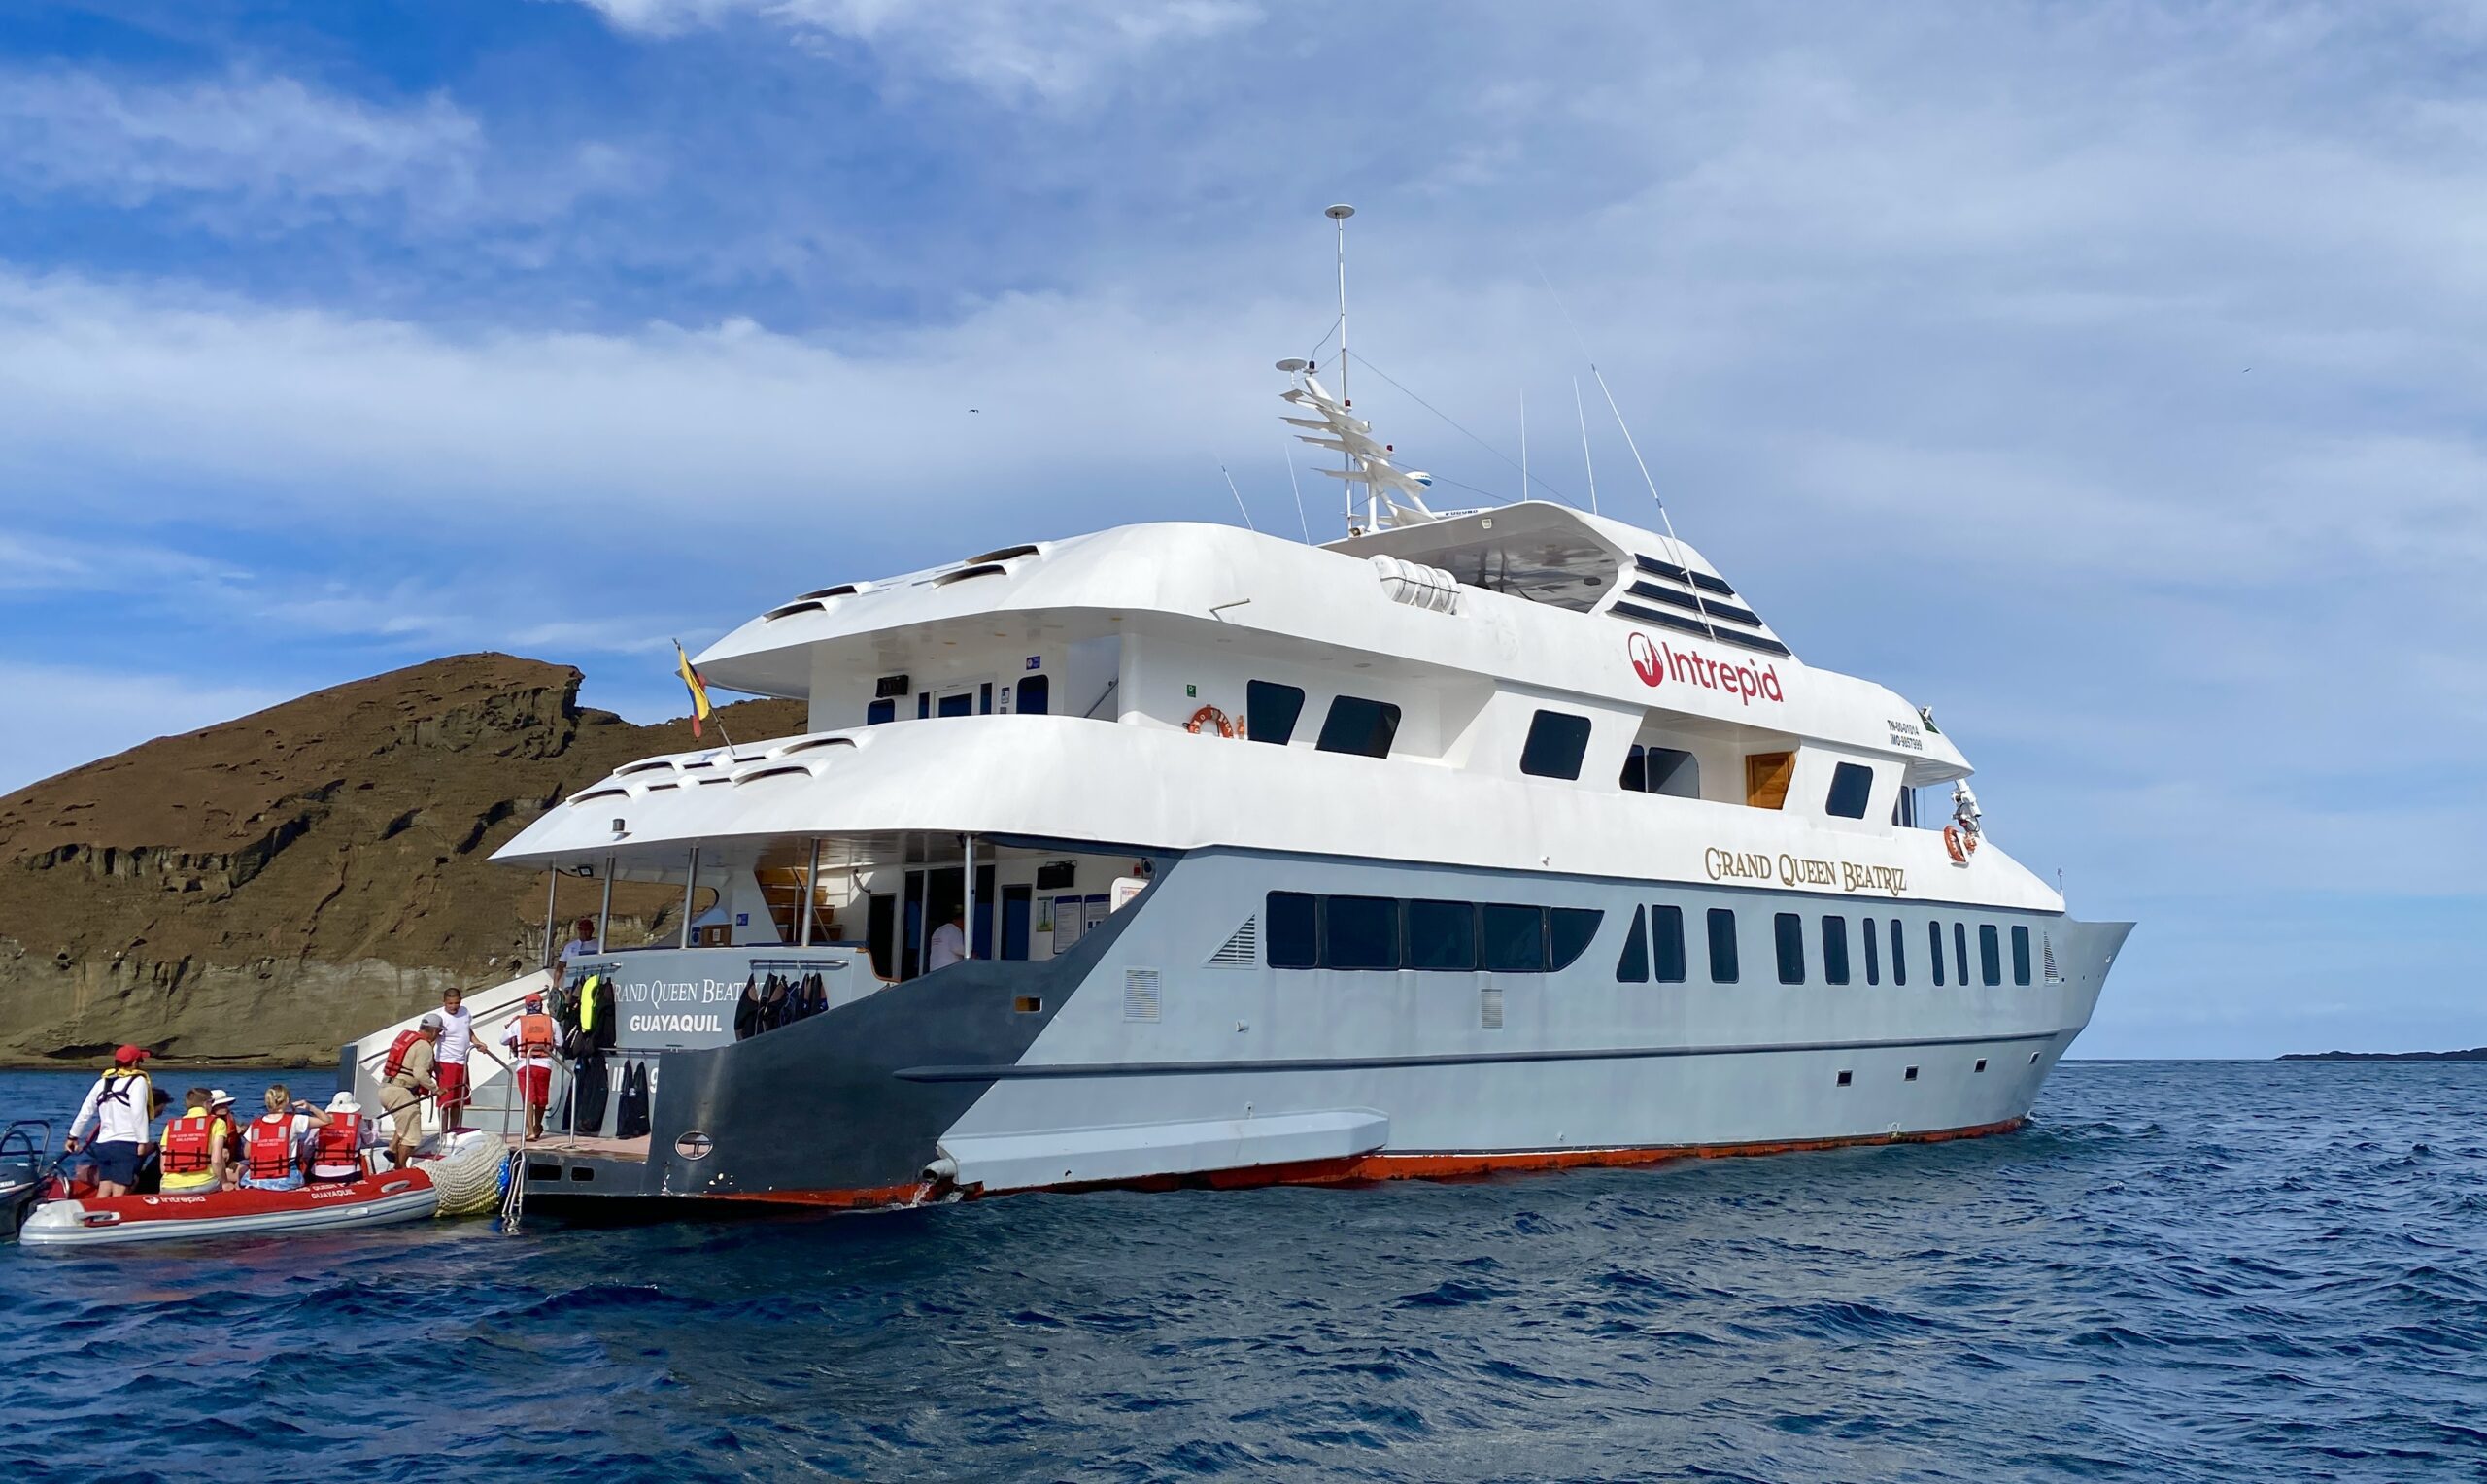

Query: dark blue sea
<box><xmin>0</xmin><ymin>1061</ymin><xmax>2480</xmax><ymax>1483</ymax></box>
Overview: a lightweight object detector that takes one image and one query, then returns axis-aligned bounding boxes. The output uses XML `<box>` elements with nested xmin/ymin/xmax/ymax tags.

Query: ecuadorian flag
<box><xmin>674</xmin><ymin>640</ymin><xmax>714</xmax><ymax>738</ymax></box>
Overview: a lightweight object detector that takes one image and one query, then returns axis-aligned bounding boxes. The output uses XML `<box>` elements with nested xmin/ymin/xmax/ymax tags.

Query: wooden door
<box><xmin>1745</xmin><ymin>752</ymin><xmax>1794</xmax><ymax>810</ymax></box>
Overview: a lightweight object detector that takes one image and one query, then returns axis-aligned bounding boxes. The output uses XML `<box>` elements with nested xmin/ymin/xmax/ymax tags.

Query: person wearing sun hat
<box><xmin>65</xmin><ymin>1045</ymin><xmax>155</xmax><ymax>1197</ymax></box>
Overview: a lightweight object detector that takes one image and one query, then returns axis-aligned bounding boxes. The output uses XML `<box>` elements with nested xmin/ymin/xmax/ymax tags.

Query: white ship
<box><xmin>353</xmin><ymin>228</ymin><xmax>2129</xmax><ymax>1210</ymax></box>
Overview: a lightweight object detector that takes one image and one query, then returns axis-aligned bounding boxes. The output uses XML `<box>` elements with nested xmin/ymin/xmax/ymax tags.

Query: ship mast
<box><xmin>1327</xmin><ymin>202</ymin><xmax>1357</xmax><ymax>534</ymax></box>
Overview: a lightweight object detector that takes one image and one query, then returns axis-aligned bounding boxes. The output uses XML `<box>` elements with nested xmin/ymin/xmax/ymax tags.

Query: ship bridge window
<box><xmin>1774</xmin><ymin>913</ymin><xmax>1806</xmax><ymax>984</ymax></box>
<box><xmin>2012</xmin><ymin>925</ymin><xmax>2032</xmax><ymax>986</ymax></box>
<box><xmin>1825</xmin><ymin>763</ymin><xmax>1874</xmax><ymax>819</ymax></box>
<box><xmin>1862</xmin><ymin>916</ymin><xmax>1881</xmax><ymax>985</ymax></box>
<box><xmin>1322</xmin><ymin>896</ymin><xmax>1401</xmax><ymax>971</ymax></box>
<box><xmin>1980</xmin><ymin>924</ymin><xmax>2003</xmax><ymax>987</ymax></box>
<box><xmin>1707</xmin><ymin>908</ymin><xmax>1740</xmax><ymax>983</ymax></box>
<box><xmin>1406</xmin><ymin>899</ymin><xmax>1477</xmax><ymax>970</ymax></box>
<box><xmin>1017</xmin><ymin>675</ymin><xmax>1049</xmax><ymax>716</ymax></box>
<box><xmin>1246</xmin><ymin>680</ymin><xmax>1306</xmax><ymax>745</ymax></box>
<box><xmin>1520</xmin><ymin>710</ymin><xmax>1592</xmax><ymax>780</ymax></box>
<box><xmin>1621</xmin><ymin>744</ymin><xmax>1699</xmax><ymax>797</ymax></box>
<box><xmin>1316</xmin><ymin>694</ymin><xmax>1401</xmax><ymax>758</ymax></box>
<box><xmin>1480</xmin><ymin>904</ymin><xmax>1547</xmax><ymax>973</ymax></box>
<box><xmin>1954</xmin><ymin>922</ymin><xmax>1970</xmax><ymax>986</ymax></box>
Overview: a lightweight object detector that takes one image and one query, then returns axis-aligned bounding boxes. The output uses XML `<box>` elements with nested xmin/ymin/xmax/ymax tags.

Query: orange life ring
<box><xmin>1943</xmin><ymin>824</ymin><xmax>1979</xmax><ymax>864</ymax></box>
<box><xmin>1183</xmin><ymin>705</ymin><xmax>1235</xmax><ymax>738</ymax></box>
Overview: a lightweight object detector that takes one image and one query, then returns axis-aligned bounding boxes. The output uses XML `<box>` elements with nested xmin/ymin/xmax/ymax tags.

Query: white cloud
<box><xmin>0</xmin><ymin>69</ymin><xmax>484</xmax><ymax>218</ymax></box>
<box><xmin>574</xmin><ymin>0</ymin><xmax>1259</xmax><ymax>102</ymax></box>
<box><xmin>0</xmin><ymin>663</ymin><xmax>289</xmax><ymax>796</ymax></box>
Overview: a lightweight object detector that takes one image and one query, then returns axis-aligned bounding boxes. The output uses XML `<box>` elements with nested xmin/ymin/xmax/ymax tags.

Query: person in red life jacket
<box><xmin>237</xmin><ymin>1083</ymin><xmax>332</xmax><ymax>1192</ymax></box>
<box><xmin>501</xmin><ymin>992</ymin><xmax>560</xmax><ymax>1143</ymax></box>
<box><xmin>307</xmin><ymin>1091</ymin><xmax>374</xmax><ymax>1183</ymax></box>
<box><xmin>64</xmin><ymin>1044</ymin><xmax>156</xmax><ymax>1197</ymax></box>
<box><xmin>377</xmin><ymin>1014</ymin><xmax>443</xmax><ymax>1167</ymax></box>
<box><xmin>432</xmin><ymin>986</ymin><xmax>476</xmax><ymax>1131</ymax></box>
<box><xmin>157</xmin><ymin>1087</ymin><xmax>227</xmax><ymax>1194</ymax></box>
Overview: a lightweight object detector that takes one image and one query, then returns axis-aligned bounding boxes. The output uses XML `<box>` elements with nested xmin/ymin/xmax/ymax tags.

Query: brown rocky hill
<box><xmin>0</xmin><ymin>654</ymin><xmax>801</xmax><ymax>1067</ymax></box>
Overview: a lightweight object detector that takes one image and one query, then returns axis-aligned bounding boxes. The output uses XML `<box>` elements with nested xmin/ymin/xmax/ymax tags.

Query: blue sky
<box><xmin>0</xmin><ymin>1</ymin><xmax>2478</xmax><ymax>1057</ymax></box>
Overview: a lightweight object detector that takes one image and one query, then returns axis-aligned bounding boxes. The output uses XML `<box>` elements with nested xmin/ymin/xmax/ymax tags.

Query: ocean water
<box><xmin>0</xmin><ymin>1060</ymin><xmax>2480</xmax><ymax>1483</ymax></box>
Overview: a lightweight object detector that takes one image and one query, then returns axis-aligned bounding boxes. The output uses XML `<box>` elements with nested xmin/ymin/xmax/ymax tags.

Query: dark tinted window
<box><xmin>1480</xmin><ymin>904</ymin><xmax>1547</xmax><ymax>973</ymax></box>
<box><xmin>1016</xmin><ymin>675</ymin><xmax>1049</xmax><ymax>716</ymax></box>
<box><xmin>1825</xmin><ymin>762</ymin><xmax>1874</xmax><ymax>819</ymax></box>
<box><xmin>1268</xmin><ymin>892</ymin><xmax>1317</xmax><ymax>968</ymax></box>
<box><xmin>2012</xmin><ymin>925</ymin><xmax>2032</xmax><ymax>986</ymax></box>
<box><xmin>1707</xmin><ymin>908</ymin><xmax>1739</xmax><ymax>984</ymax></box>
<box><xmin>866</xmin><ymin>698</ymin><xmax>896</xmax><ymax>725</ymax></box>
<box><xmin>1927</xmin><ymin>920</ymin><xmax>1946</xmax><ymax>986</ymax></box>
<box><xmin>1889</xmin><ymin>918</ymin><xmax>1906</xmax><ymax>986</ymax></box>
<box><xmin>1652</xmin><ymin>905</ymin><xmax>1687</xmax><ymax>982</ymax></box>
<box><xmin>1406</xmin><ymin>899</ymin><xmax>1476</xmax><ymax>971</ymax></box>
<box><xmin>1324</xmin><ymin>896</ymin><xmax>1400</xmax><ymax>971</ymax></box>
<box><xmin>1316</xmin><ymin>695</ymin><xmax>1401</xmax><ymax>758</ymax></box>
<box><xmin>1246</xmin><ymin>680</ymin><xmax>1306</xmax><ymax>745</ymax></box>
<box><xmin>1520</xmin><ymin>710</ymin><xmax>1593</xmax><ymax>780</ymax></box>
<box><xmin>1644</xmin><ymin>746</ymin><xmax>1698</xmax><ymax>797</ymax></box>
<box><xmin>1954</xmin><ymin>922</ymin><xmax>1970</xmax><ymax>986</ymax></box>
<box><xmin>1979</xmin><ymin>924</ymin><xmax>2002</xmax><ymax>987</ymax></box>
<box><xmin>1774</xmin><ymin>913</ymin><xmax>1805</xmax><ymax>985</ymax></box>
<box><xmin>1618</xmin><ymin>745</ymin><xmax>1646</xmax><ymax>792</ymax></box>
<box><xmin>1862</xmin><ymin>916</ymin><xmax>1881</xmax><ymax>985</ymax></box>
<box><xmin>1615</xmin><ymin>907</ymin><xmax>1649</xmax><ymax>982</ymax></box>
<box><xmin>1823</xmin><ymin>916</ymin><xmax>1851</xmax><ymax>985</ymax></box>
<box><xmin>1550</xmin><ymin>908</ymin><xmax>1603</xmax><ymax>970</ymax></box>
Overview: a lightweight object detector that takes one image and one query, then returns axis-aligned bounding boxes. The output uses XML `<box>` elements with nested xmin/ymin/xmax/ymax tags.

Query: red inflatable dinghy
<box><xmin>17</xmin><ymin>1167</ymin><xmax>439</xmax><ymax>1248</ymax></box>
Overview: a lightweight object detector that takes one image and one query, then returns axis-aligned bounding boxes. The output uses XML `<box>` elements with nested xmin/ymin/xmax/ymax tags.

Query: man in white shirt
<box><xmin>65</xmin><ymin>1045</ymin><xmax>155</xmax><ymax>1197</ymax></box>
<box><xmin>927</xmin><ymin>906</ymin><xmax>968</xmax><ymax>971</ymax></box>
<box><xmin>432</xmin><ymin>986</ymin><xmax>476</xmax><ymax>1130</ymax></box>
<box><xmin>557</xmin><ymin>918</ymin><xmax>601</xmax><ymax>981</ymax></box>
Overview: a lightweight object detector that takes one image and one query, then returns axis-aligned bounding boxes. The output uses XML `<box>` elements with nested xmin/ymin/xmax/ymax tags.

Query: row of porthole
<box><xmin>1834</xmin><ymin>1050</ymin><xmax>2042</xmax><ymax>1087</ymax></box>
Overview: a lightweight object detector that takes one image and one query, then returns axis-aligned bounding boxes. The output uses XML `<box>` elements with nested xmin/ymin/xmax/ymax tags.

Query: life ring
<box><xmin>1183</xmin><ymin>705</ymin><xmax>1235</xmax><ymax>738</ymax></box>
<box><xmin>1943</xmin><ymin>825</ymin><xmax>1979</xmax><ymax>864</ymax></box>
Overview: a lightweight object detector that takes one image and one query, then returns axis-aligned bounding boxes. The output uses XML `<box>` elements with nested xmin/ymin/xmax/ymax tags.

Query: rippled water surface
<box><xmin>2</xmin><ymin>1061</ymin><xmax>2481</xmax><ymax>1482</ymax></box>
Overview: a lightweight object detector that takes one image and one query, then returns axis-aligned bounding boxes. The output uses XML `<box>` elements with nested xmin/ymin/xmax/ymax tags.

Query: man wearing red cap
<box><xmin>66</xmin><ymin>1045</ymin><xmax>156</xmax><ymax>1197</ymax></box>
<box><xmin>500</xmin><ymin>992</ymin><xmax>560</xmax><ymax>1142</ymax></box>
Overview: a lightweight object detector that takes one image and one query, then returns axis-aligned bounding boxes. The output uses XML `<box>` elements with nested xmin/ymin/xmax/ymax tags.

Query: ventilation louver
<box><xmin>1208</xmin><ymin>915</ymin><xmax>1259</xmax><ymax>967</ymax></box>
<box><xmin>1480</xmin><ymin>984</ymin><xmax>1505</xmax><ymax>1029</ymax></box>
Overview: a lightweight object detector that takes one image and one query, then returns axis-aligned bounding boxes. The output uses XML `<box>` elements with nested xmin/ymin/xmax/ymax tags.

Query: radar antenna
<box><xmin>1274</xmin><ymin>363</ymin><xmax>1438</xmax><ymax>531</ymax></box>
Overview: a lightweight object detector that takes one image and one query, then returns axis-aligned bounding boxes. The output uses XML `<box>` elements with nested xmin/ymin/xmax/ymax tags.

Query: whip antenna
<box><xmin>1327</xmin><ymin>203</ymin><xmax>1357</xmax><ymax>532</ymax></box>
<box><xmin>1572</xmin><ymin>378</ymin><xmax>1598</xmax><ymax>514</ymax></box>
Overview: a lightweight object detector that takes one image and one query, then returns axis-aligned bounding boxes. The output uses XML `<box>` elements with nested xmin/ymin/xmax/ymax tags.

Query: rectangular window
<box><xmin>1644</xmin><ymin>746</ymin><xmax>1698</xmax><ymax>797</ymax></box>
<box><xmin>1861</xmin><ymin>916</ymin><xmax>1880</xmax><ymax>985</ymax></box>
<box><xmin>1406</xmin><ymin>899</ymin><xmax>1478</xmax><ymax>971</ymax></box>
<box><xmin>1322</xmin><ymin>895</ymin><xmax>1400</xmax><ymax>971</ymax></box>
<box><xmin>1480</xmin><ymin>904</ymin><xmax>1547</xmax><ymax>973</ymax></box>
<box><xmin>1615</xmin><ymin>907</ymin><xmax>1649</xmax><ymax>982</ymax></box>
<box><xmin>866</xmin><ymin>698</ymin><xmax>896</xmax><ymax>725</ymax></box>
<box><xmin>1927</xmin><ymin>920</ymin><xmax>1946</xmax><ymax>986</ymax></box>
<box><xmin>1245</xmin><ymin>680</ymin><xmax>1306</xmax><ymax>745</ymax></box>
<box><xmin>1707</xmin><ymin>908</ymin><xmax>1740</xmax><ymax>983</ymax></box>
<box><xmin>1954</xmin><ymin>922</ymin><xmax>1970</xmax><ymax>986</ymax></box>
<box><xmin>1618</xmin><ymin>745</ymin><xmax>1646</xmax><ymax>793</ymax></box>
<box><xmin>1267</xmin><ymin>892</ymin><xmax>1317</xmax><ymax>969</ymax></box>
<box><xmin>1549</xmin><ymin>908</ymin><xmax>1603</xmax><ymax>970</ymax></box>
<box><xmin>1745</xmin><ymin>752</ymin><xmax>1793</xmax><ymax>809</ymax></box>
<box><xmin>2012</xmin><ymin>925</ymin><xmax>2032</xmax><ymax>986</ymax></box>
<box><xmin>1889</xmin><ymin>917</ymin><xmax>1906</xmax><ymax>986</ymax></box>
<box><xmin>1316</xmin><ymin>694</ymin><xmax>1402</xmax><ymax>758</ymax></box>
<box><xmin>1016</xmin><ymin>675</ymin><xmax>1049</xmax><ymax>715</ymax></box>
<box><xmin>937</xmin><ymin>691</ymin><xmax>975</xmax><ymax>718</ymax></box>
<box><xmin>1652</xmin><ymin>905</ymin><xmax>1687</xmax><ymax>982</ymax></box>
<box><xmin>1979</xmin><ymin>924</ymin><xmax>2002</xmax><ymax>987</ymax></box>
<box><xmin>1825</xmin><ymin>762</ymin><xmax>1874</xmax><ymax>819</ymax></box>
<box><xmin>1520</xmin><ymin>710</ymin><xmax>1592</xmax><ymax>780</ymax></box>
<box><xmin>1822</xmin><ymin>916</ymin><xmax>1850</xmax><ymax>985</ymax></box>
<box><xmin>1773</xmin><ymin>913</ymin><xmax>1805</xmax><ymax>984</ymax></box>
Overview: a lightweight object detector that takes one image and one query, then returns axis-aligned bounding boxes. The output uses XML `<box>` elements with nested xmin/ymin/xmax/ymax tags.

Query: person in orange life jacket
<box><xmin>64</xmin><ymin>1044</ymin><xmax>156</xmax><ymax>1197</ymax></box>
<box><xmin>306</xmin><ymin>1091</ymin><xmax>376</xmax><ymax>1183</ymax></box>
<box><xmin>238</xmin><ymin>1083</ymin><xmax>332</xmax><ymax>1192</ymax></box>
<box><xmin>501</xmin><ymin>992</ymin><xmax>561</xmax><ymax>1142</ymax></box>
<box><xmin>157</xmin><ymin>1088</ymin><xmax>227</xmax><ymax>1194</ymax></box>
<box><xmin>378</xmin><ymin>1015</ymin><xmax>442</xmax><ymax>1166</ymax></box>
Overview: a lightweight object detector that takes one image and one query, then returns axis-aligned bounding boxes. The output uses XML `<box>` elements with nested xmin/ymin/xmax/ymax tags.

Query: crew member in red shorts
<box><xmin>499</xmin><ymin>991</ymin><xmax>560</xmax><ymax>1142</ymax></box>
<box><xmin>432</xmin><ymin>985</ymin><xmax>475</xmax><ymax>1130</ymax></box>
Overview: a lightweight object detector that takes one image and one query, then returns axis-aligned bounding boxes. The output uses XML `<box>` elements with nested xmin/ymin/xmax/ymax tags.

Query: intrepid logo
<box><xmin>1628</xmin><ymin>630</ymin><xmax>1785</xmax><ymax>706</ymax></box>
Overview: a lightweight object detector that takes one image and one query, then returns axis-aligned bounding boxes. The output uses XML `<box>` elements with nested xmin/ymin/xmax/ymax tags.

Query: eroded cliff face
<box><xmin>0</xmin><ymin>654</ymin><xmax>801</xmax><ymax>1066</ymax></box>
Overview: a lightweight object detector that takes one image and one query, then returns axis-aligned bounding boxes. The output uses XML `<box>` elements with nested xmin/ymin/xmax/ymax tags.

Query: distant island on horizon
<box><xmin>2278</xmin><ymin>1047</ymin><xmax>2487</xmax><ymax>1062</ymax></box>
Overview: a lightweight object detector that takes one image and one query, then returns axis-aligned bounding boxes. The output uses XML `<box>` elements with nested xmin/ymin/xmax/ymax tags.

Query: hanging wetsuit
<box><xmin>572</xmin><ymin>1049</ymin><xmax>610</xmax><ymax>1136</ymax></box>
<box><xmin>734</xmin><ymin>974</ymin><xmax>761</xmax><ymax>1040</ymax></box>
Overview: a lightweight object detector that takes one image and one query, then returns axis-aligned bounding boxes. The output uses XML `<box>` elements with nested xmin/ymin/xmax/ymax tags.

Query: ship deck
<box><xmin>503</xmin><ymin>1131</ymin><xmax>650</xmax><ymax>1164</ymax></box>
